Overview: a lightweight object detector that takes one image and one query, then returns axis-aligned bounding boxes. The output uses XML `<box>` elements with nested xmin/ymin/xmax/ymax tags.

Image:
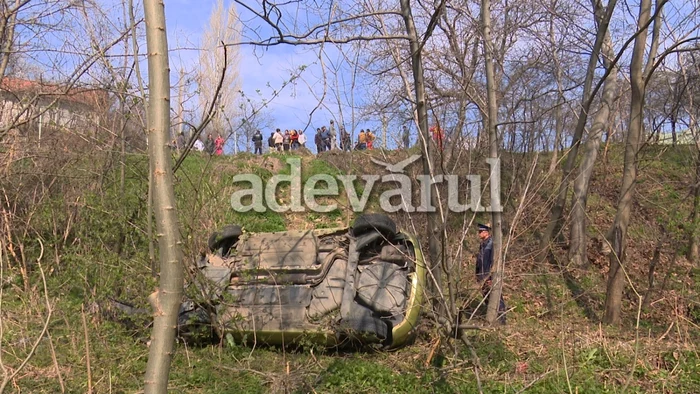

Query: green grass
<box><xmin>2</xmin><ymin>144</ymin><xmax>699</xmax><ymax>393</ymax></box>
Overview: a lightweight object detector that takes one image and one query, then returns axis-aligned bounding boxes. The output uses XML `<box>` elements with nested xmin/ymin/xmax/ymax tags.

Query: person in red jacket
<box><xmin>366</xmin><ymin>129</ymin><xmax>376</xmax><ymax>150</ymax></box>
<box><xmin>214</xmin><ymin>134</ymin><xmax>224</xmax><ymax>155</ymax></box>
<box><xmin>430</xmin><ymin>125</ymin><xmax>444</xmax><ymax>151</ymax></box>
<box><xmin>290</xmin><ymin>129</ymin><xmax>299</xmax><ymax>150</ymax></box>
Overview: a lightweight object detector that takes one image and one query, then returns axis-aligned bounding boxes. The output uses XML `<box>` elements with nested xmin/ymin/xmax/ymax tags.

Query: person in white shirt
<box><xmin>273</xmin><ymin>129</ymin><xmax>284</xmax><ymax>152</ymax></box>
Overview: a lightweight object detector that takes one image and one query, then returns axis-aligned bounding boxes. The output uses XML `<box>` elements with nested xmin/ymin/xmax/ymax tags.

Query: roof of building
<box><xmin>0</xmin><ymin>77</ymin><xmax>109</xmax><ymax>109</ymax></box>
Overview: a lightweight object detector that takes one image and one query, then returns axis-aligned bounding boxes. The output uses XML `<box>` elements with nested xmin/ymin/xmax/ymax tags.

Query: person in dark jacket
<box><xmin>205</xmin><ymin>134</ymin><xmax>215</xmax><ymax>155</ymax></box>
<box><xmin>475</xmin><ymin>222</ymin><xmax>506</xmax><ymax>324</ymax></box>
<box><xmin>320</xmin><ymin>126</ymin><xmax>331</xmax><ymax>151</ymax></box>
<box><xmin>315</xmin><ymin>128</ymin><xmax>324</xmax><ymax>153</ymax></box>
<box><xmin>268</xmin><ymin>132</ymin><xmax>275</xmax><ymax>151</ymax></box>
<box><xmin>252</xmin><ymin>130</ymin><xmax>263</xmax><ymax>155</ymax></box>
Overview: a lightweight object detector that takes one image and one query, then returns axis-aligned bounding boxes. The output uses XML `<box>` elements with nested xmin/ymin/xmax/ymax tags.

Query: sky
<box><xmin>163</xmin><ymin>0</ymin><xmax>372</xmax><ymax>152</ymax></box>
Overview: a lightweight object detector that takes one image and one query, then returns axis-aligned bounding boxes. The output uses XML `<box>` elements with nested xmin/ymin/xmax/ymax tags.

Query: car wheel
<box><xmin>208</xmin><ymin>224</ymin><xmax>242</xmax><ymax>255</ymax></box>
<box><xmin>352</xmin><ymin>213</ymin><xmax>396</xmax><ymax>238</ymax></box>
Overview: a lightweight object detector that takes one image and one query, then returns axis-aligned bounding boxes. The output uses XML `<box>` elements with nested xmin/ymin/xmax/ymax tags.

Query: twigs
<box><xmin>428</xmin><ymin>311</ymin><xmax>486</xmax><ymax>392</ymax></box>
<box><xmin>0</xmin><ymin>238</ymin><xmax>6</xmax><ymax>388</ymax></box>
<box><xmin>81</xmin><ymin>303</ymin><xmax>93</xmax><ymax>394</ymax></box>
<box><xmin>0</xmin><ymin>239</ymin><xmax>53</xmax><ymax>394</ymax></box>
<box><xmin>424</xmin><ymin>337</ymin><xmax>441</xmax><ymax>367</ymax></box>
<box><xmin>561</xmin><ymin>307</ymin><xmax>573</xmax><ymax>394</ymax></box>
<box><xmin>621</xmin><ymin>293</ymin><xmax>644</xmax><ymax>394</ymax></box>
<box><xmin>47</xmin><ymin>331</ymin><xmax>65</xmax><ymax>393</ymax></box>
<box><xmin>515</xmin><ymin>369</ymin><xmax>554</xmax><ymax>394</ymax></box>
<box><xmin>172</xmin><ymin>43</ymin><xmax>228</xmax><ymax>174</ymax></box>
<box><xmin>458</xmin><ymin>334</ymin><xmax>483</xmax><ymax>394</ymax></box>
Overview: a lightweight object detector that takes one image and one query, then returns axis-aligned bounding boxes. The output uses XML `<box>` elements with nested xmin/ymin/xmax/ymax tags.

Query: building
<box><xmin>0</xmin><ymin>77</ymin><xmax>109</xmax><ymax>135</ymax></box>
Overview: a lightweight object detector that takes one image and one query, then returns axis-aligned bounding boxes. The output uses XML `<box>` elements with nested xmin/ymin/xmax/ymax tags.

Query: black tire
<box><xmin>352</xmin><ymin>213</ymin><xmax>396</xmax><ymax>238</ymax></box>
<box><xmin>208</xmin><ymin>224</ymin><xmax>242</xmax><ymax>254</ymax></box>
<box><xmin>221</xmin><ymin>224</ymin><xmax>242</xmax><ymax>238</ymax></box>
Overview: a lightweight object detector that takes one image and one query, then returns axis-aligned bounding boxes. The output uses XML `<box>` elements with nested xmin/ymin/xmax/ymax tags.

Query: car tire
<box><xmin>208</xmin><ymin>224</ymin><xmax>242</xmax><ymax>254</ymax></box>
<box><xmin>352</xmin><ymin>213</ymin><xmax>396</xmax><ymax>238</ymax></box>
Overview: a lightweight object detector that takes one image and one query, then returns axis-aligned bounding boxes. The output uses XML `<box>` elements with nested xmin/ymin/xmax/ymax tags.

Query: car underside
<box><xmin>179</xmin><ymin>214</ymin><xmax>426</xmax><ymax>350</ymax></box>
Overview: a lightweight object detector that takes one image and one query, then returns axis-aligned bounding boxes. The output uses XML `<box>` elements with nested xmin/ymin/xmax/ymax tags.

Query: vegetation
<box><xmin>1</xmin><ymin>0</ymin><xmax>699</xmax><ymax>391</ymax></box>
<box><xmin>1</xmin><ymin>145</ymin><xmax>698</xmax><ymax>393</ymax></box>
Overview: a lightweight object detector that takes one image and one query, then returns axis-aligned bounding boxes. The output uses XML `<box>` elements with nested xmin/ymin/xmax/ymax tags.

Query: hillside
<box><xmin>0</xmin><ymin>142</ymin><xmax>698</xmax><ymax>393</ymax></box>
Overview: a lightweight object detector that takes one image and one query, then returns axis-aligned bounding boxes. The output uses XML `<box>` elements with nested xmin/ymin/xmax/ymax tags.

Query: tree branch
<box><xmin>173</xmin><ymin>42</ymin><xmax>228</xmax><ymax>173</ymax></box>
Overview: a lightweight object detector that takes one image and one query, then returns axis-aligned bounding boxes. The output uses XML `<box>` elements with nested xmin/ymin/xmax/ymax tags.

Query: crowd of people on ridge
<box><xmin>256</xmin><ymin>120</ymin><xmax>378</xmax><ymax>155</ymax></box>
<box><xmin>171</xmin><ymin>131</ymin><xmax>224</xmax><ymax>155</ymax></box>
<box><xmin>169</xmin><ymin>118</ymin><xmax>446</xmax><ymax>157</ymax></box>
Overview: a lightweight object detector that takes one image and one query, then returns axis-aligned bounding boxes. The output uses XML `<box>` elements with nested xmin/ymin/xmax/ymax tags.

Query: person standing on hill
<box><xmin>320</xmin><ymin>126</ymin><xmax>330</xmax><ymax>151</ymax></box>
<box><xmin>282</xmin><ymin>130</ymin><xmax>291</xmax><ymax>151</ymax></box>
<box><xmin>268</xmin><ymin>132</ymin><xmax>275</xmax><ymax>152</ymax></box>
<box><xmin>357</xmin><ymin>129</ymin><xmax>367</xmax><ymax>150</ymax></box>
<box><xmin>273</xmin><ymin>129</ymin><xmax>284</xmax><ymax>152</ymax></box>
<box><xmin>298</xmin><ymin>130</ymin><xmax>307</xmax><ymax>148</ymax></box>
<box><xmin>252</xmin><ymin>130</ymin><xmax>263</xmax><ymax>155</ymax></box>
<box><xmin>290</xmin><ymin>129</ymin><xmax>299</xmax><ymax>150</ymax></box>
<box><xmin>176</xmin><ymin>132</ymin><xmax>186</xmax><ymax>152</ymax></box>
<box><xmin>315</xmin><ymin>128</ymin><xmax>324</xmax><ymax>153</ymax></box>
<box><xmin>214</xmin><ymin>134</ymin><xmax>224</xmax><ymax>156</ymax></box>
<box><xmin>193</xmin><ymin>138</ymin><xmax>204</xmax><ymax>152</ymax></box>
<box><xmin>205</xmin><ymin>134</ymin><xmax>215</xmax><ymax>155</ymax></box>
<box><xmin>475</xmin><ymin>222</ymin><xmax>506</xmax><ymax>324</ymax></box>
<box><xmin>366</xmin><ymin>129</ymin><xmax>376</xmax><ymax>150</ymax></box>
<box><xmin>431</xmin><ymin>125</ymin><xmax>444</xmax><ymax>151</ymax></box>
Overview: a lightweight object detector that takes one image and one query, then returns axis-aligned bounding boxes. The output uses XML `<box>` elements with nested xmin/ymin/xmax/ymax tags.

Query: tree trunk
<box><xmin>0</xmin><ymin>0</ymin><xmax>22</xmax><ymax>79</ymax></box>
<box><xmin>480</xmin><ymin>0</ymin><xmax>504</xmax><ymax>324</ymax></box>
<box><xmin>671</xmin><ymin>118</ymin><xmax>677</xmax><ymax>146</ymax></box>
<box><xmin>128</xmin><ymin>0</ymin><xmax>156</xmax><ymax>277</ymax></box>
<box><xmin>537</xmin><ymin>0</ymin><xmax>617</xmax><ymax>260</ymax></box>
<box><xmin>382</xmin><ymin>113</ymin><xmax>388</xmax><ymax>150</ymax></box>
<box><xmin>569</xmin><ymin>1</ymin><xmax>619</xmax><ymax>267</ymax></box>
<box><xmin>547</xmin><ymin>13</ymin><xmax>564</xmax><ymax>174</ymax></box>
<box><xmin>143</xmin><ymin>0</ymin><xmax>185</xmax><ymax>392</ymax></box>
<box><xmin>399</xmin><ymin>0</ymin><xmax>444</xmax><ymax>308</ymax></box>
<box><xmin>689</xmin><ymin>154</ymin><xmax>700</xmax><ymax>263</ymax></box>
<box><xmin>548</xmin><ymin>98</ymin><xmax>563</xmax><ymax>174</ymax></box>
<box><xmin>603</xmin><ymin>0</ymin><xmax>654</xmax><ymax>325</ymax></box>
<box><xmin>641</xmin><ymin>237</ymin><xmax>662</xmax><ymax>310</ymax></box>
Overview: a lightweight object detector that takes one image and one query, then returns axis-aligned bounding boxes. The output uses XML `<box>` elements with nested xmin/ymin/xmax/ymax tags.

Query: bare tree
<box><xmin>678</xmin><ymin>51</ymin><xmax>700</xmax><ymax>263</ymax></box>
<box><xmin>603</xmin><ymin>0</ymin><xmax>664</xmax><ymax>325</ymax></box>
<box><xmin>0</xmin><ymin>1</ymin><xmax>132</xmax><ymax>141</ymax></box>
<box><xmin>480</xmin><ymin>0</ymin><xmax>505</xmax><ymax>325</ymax></box>
<box><xmin>569</xmin><ymin>0</ymin><xmax>620</xmax><ymax>268</ymax></box>
<box><xmin>198</xmin><ymin>0</ymin><xmax>241</xmax><ymax>141</ymax></box>
<box><xmin>0</xmin><ymin>0</ymin><xmax>29</xmax><ymax>79</ymax></box>
<box><xmin>537</xmin><ymin>0</ymin><xmax>618</xmax><ymax>258</ymax></box>
<box><xmin>142</xmin><ymin>0</ymin><xmax>184</xmax><ymax>391</ymax></box>
<box><xmin>227</xmin><ymin>0</ymin><xmax>446</xmax><ymax>303</ymax></box>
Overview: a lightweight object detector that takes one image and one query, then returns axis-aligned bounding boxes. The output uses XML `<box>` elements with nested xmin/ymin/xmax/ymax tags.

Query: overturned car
<box><xmin>180</xmin><ymin>213</ymin><xmax>426</xmax><ymax>349</ymax></box>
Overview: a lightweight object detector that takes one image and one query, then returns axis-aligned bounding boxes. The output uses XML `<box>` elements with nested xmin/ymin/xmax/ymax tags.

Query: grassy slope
<box><xmin>2</xmin><ymin>144</ymin><xmax>698</xmax><ymax>393</ymax></box>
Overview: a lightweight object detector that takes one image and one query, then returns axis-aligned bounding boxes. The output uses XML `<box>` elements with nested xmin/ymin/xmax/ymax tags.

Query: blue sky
<box><xmin>163</xmin><ymin>0</ymin><xmax>359</xmax><ymax>149</ymax></box>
